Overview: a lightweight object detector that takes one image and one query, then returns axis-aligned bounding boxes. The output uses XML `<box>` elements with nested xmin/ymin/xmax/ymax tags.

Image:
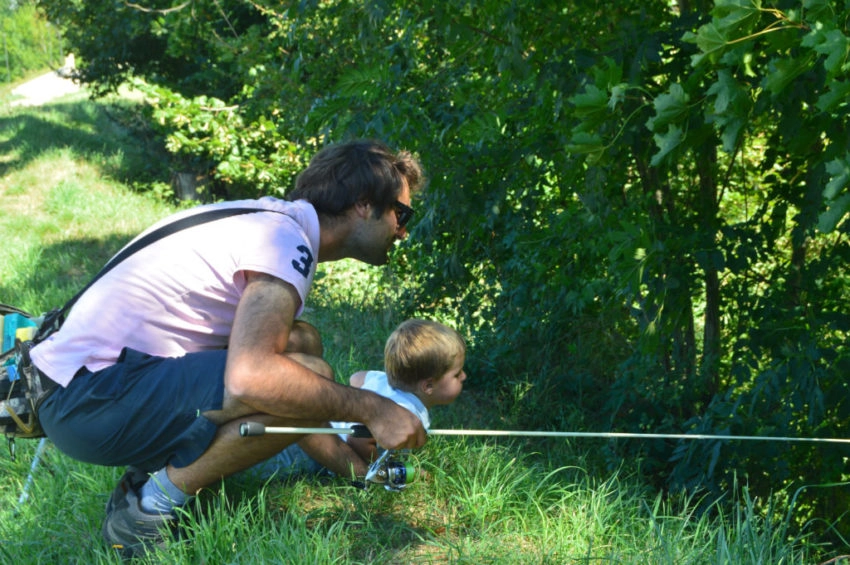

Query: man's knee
<box><xmin>215</xmin><ymin>351</ymin><xmax>333</xmax><ymax>423</ymax></box>
<box><xmin>287</xmin><ymin>352</ymin><xmax>333</xmax><ymax>380</ymax></box>
<box><xmin>286</xmin><ymin>320</ymin><xmax>323</xmax><ymax>357</ymax></box>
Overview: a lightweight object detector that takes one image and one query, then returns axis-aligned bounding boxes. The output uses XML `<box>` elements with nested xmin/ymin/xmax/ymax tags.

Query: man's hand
<box><xmin>361</xmin><ymin>396</ymin><xmax>427</xmax><ymax>450</ymax></box>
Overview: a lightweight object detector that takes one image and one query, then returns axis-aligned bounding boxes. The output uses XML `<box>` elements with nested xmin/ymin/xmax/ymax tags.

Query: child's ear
<box><xmin>419</xmin><ymin>378</ymin><xmax>435</xmax><ymax>396</ymax></box>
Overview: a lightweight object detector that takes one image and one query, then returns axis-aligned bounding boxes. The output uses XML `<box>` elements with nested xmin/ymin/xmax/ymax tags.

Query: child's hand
<box><xmin>348</xmin><ymin>436</ymin><xmax>378</xmax><ymax>465</ymax></box>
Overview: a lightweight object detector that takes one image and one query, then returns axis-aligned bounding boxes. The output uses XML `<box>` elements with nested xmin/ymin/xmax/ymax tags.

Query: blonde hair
<box><xmin>384</xmin><ymin>319</ymin><xmax>466</xmax><ymax>389</ymax></box>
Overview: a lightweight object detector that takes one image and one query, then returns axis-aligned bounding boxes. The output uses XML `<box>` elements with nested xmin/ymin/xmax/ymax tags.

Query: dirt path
<box><xmin>9</xmin><ymin>70</ymin><xmax>82</xmax><ymax>107</ymax></box>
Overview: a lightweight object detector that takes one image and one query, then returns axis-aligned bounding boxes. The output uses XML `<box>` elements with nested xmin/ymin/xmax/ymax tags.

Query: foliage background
<box><xmin>1</xmin><ymin>0</ymin><xmax>63</xmax><ymax>83</ymax></box>
<box><xmin>29</xmin><ymin>0</ymin><xmax>850</xmax><ymax>548</ymax></box>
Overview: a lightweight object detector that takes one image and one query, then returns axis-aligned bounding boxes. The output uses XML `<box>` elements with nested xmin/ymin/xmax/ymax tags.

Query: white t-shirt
<box><xmin>31</xmin><ymin>198</ymin><xmax>320</xmax><ymax>386</ymax></box>
<box><xmin>333</xmin><ymin>370</ymin><xmax>430</xmax><ymax>435</ymax></box>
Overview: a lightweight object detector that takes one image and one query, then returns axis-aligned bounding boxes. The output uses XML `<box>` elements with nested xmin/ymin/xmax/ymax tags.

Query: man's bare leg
<box><xmin>166</xmin><ymin>413</ymin><xmax>312</xmax><ymax>494</ymax></box>
<box><xmin>166</xmin><ymin>347</ymin><xmax>337</xmax><ymax>494</ymax></box>
<box><xmin>166</xmin><ymin>346</ymin><xmax>371</xmax><ymax>493</ymax></box>
<box><xmin>286</xmin><ymin>320</ymin><xmax>324</xmax><ymax>356</ymax></box>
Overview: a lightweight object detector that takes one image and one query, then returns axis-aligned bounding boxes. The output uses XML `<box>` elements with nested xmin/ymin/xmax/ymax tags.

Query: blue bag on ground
<box><xmin>1</xmin><ymin>304</ymin><xmax>54</xmax><ymax>440</ymax></box>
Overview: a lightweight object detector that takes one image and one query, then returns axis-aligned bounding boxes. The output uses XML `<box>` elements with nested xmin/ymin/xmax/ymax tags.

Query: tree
<box><xmin>2</xmin><ymin>0</ymin><xmax>60</xmax><ymax>83</ymax></box>
<box><xmin>564</xmin><ymin>0</ymin><xmax>850</xmax><ymax>528</ymax></box>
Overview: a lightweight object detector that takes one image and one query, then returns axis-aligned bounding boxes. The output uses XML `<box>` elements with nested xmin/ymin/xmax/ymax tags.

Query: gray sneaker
<box><xmin>102</xmin><ymin>470</ymin><xmax>176</xmax><ymax>558</ymax></box>
<box><xmin>105</xmin><ymin>466</ymin><xmax>149</xmax><ymax>515</ymax></box>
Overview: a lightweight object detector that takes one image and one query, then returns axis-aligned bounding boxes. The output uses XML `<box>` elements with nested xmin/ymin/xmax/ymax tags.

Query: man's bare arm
<box><xmin>223</xmin><ymin>271</ymin><xmax>426</xmax><ymax>450</ymax></box>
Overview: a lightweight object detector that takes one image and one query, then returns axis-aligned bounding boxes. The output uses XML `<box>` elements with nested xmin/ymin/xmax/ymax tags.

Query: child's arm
<box><xmin>294</xmin><ymin>371</ymin><xmax>376</xmax><ymax>477</ymax></box>
<box><xmin>349</xmin><ymin>370</ymin><xmax>367</xmax><ymax>388</ymax></box>
<box><xmin>297</xmin><ymin>433</ymin><xmax>370</xmax><ymax>478</ymax></box>
<box><xmin>347</xmin><ymin>370</ymin><xmax>380</xmax><ymax>461</ymax></box>
<box><xmin>347</xmin><ymin>435</ymin><xmax>379</xmax><ymax>463</ymax></box>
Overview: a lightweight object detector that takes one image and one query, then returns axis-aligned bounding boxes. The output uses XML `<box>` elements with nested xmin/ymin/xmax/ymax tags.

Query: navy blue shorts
<box><xmin>38</xmin><ymin>347</ymin><xmax>226</xmax><ymax>471</ymax></box>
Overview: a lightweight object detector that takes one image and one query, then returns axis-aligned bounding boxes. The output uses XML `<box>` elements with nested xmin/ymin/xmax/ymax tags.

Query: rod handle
<box><xmin>350</xmin><ymin>424</ymin><xmax>372</xmax><ymax>438</ymax></box>
<box><xmin>240</xmin><ymin>421</ymin><xmax>265</xmax><ymax>436</ymax></box>
<box><xmin>238</xmin><ymin>422</ymin><xmax>373</xmax><ymax>438</ymax></box>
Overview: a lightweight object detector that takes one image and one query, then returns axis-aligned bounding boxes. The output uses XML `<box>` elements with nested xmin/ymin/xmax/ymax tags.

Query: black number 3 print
<box><xmin>291</xmin><ymin>245</ymin><xmax>314</xmax><ymax>278</ymax></box>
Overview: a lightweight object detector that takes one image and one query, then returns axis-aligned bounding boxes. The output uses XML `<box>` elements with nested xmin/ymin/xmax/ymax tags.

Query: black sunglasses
<box><xmin>392</xmin><ymin>201</ymin><xmax>415</xmax><ymax>228</ymax></box>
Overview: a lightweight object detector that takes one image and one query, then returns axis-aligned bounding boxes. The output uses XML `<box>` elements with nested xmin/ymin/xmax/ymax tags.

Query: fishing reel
<box><xmin>237</xmin><ymin>422</ymin><xmax>420</xmax><ymax>491</ymax></box>
<box><xmin>364</xmin><ymin>449</ymin><xmax>418</xmax><ymax>491</ymax></box>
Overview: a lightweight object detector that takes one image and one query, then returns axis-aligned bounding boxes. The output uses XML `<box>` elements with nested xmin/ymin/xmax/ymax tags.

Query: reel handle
<box><xmin>237</xmin><ymin>421</ymin><xmax>414</xmax><ymax>491</ymax></box>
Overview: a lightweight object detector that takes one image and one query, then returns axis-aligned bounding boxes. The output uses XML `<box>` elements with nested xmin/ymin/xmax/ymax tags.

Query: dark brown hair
<box><xmin>286</xmin><ymin>139</ymin><xmax>424</xmax><ymax>219</ymax></box>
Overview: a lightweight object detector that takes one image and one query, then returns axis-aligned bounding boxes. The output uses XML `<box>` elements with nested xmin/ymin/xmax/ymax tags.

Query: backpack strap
<box><xmin>35</xmin><ymin>206</ymin><xmax>266</xmax><ymax>342</ymax></box>
<box><xmin>0</xmin><ymin>304</ymin><xmax>35</xmax><ymax>318</ymax></box>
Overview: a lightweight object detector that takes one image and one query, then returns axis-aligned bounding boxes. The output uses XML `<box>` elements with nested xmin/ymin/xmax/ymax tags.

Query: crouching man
<box><xmin>31</xmin><ymin>139</ymin><xmax>427</xmax><ymax>557</ymax></box>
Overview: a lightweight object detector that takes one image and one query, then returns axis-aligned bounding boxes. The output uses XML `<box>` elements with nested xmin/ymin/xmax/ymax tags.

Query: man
<box><xmin>30</xmin><ymin>139</ymin><xmax>427</xmax><ymax>557</ymax></box>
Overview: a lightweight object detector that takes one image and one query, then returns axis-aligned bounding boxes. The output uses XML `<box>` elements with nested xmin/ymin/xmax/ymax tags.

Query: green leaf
<box><xmin>650</xmin><ymin>124</ymin><xmax>685</xmax><ymax>167</ymax></box>
<box><xmin>763</xmin><ymin>53</ymin><xmax>816</xmax><ymax>94</ymax></box>
<box><xmin>689</xmin><ymin>0</ymin><xmax>760</xmax><ymax>67</ymax></box>
<box><xmin>336</xmin><ymin>67</ymin><xmax>390</xmax><ymax>99</ymax></box>
<box><xmin>818</xmin><ymin>154</ymin><xmax>850</xmax><ymax>232</ymax></box>
<box><xmin>803</xmin><ymin>0</ymin><xmax>838</xmax><ymax>27</ymax></box>
<box><xmin>706</xmin><ymin>70</ymin><xmax>750</xmax><ymax>152</ymax></box>
<box><xmin>689</xmin><ymin>22</ymin><xmax>728</xmax><ymax>65</ymax></box>
<box><xmin>566</xmin><ymin>131</ymin><xmax>606</xmax><ymax>165</ymax></box>
<box><xmin>713</xmin><ymin>0</ymin><xmax>762</xmax><ymax>12</ymax></box>
<box><xmin>566</xmin><ymin>131</ymin><xmax>604</xmax><ymax>154</ymax></box>
<box><xmin>646</xmin><ymin>84</ymin><xmax>689</xmax><ymax>133</ymax></box>
<box><xmin>824</xmin><ymin>156</ymin><xmax>850</xmax><ymax>200</ymax></box>
<box><xmin>569</xmin><ymin>84</ymin><xmax>609</xmax><ymax>118</ymax></box>
<box><xmin>719</xmin><ymin>118</ymin><xmax>745</xmax><ymax>153</ymax></box>
<box><xmin>457</xmin><ymin>112</ymin><xmax>505</xmax><ymax>145</ymax></box>
<box><xmin>814</xmin><ymin>29</ymin><xmax>849</xmax><ymax>76</ymax></box>
<box><xmin>609</xmin><ymin>83</ymin><xmax>629</xmax><ymax>110</ymax></box>
<box><xmin>592</xmin><ymin>56</ymin><xmax>623</xmax><ymax>89</ymax></box>
<box><xmin>816</xmin><ymin>80</ymin><xmax>850</xmax><ymax>112</ymax></box>
<box><xmin>707</xmin><ymin>70</ymin><xmax>738</xmax><ymax>114</ymax></box>
<box><xmin>818</xmin><ymin>193</ymin><xmax>850</xmax><ymax>233</ymax></box>
<box><xmin>713</xmin><ymin>0</ymin><xmax>762</xmax><ymax>36</ymax></box>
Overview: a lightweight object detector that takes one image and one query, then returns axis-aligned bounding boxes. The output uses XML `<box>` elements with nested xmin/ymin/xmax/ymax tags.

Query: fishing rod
<box><xmin>238</xmin><ymin>422</ymin><xmax>850</xmax><ymax>445</ymax></box>
<box><xmin>239</xmin><ymin>421</ymin><xmax>850</xmax><ymax>491</ymax></box>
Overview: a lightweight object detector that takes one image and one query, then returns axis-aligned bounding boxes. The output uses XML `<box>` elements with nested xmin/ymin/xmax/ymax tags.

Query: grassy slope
<box><xmin>0</xmin><ymin>93</ymin><xmax>821</xmax><ymax>563</ymax></box>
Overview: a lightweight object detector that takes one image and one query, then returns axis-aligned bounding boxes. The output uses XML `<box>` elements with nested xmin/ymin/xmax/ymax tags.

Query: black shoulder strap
<box><xmin>35</xmin><ymin>206</ymin><xmax>264</xmax><ymax>341</ymax></box>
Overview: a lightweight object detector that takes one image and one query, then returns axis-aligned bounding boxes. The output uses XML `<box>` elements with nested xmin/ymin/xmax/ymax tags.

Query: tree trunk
<box><xmin>633</xmin><ymin>149</ymin><xmax>698</xmax><ymax>389</ymax></box>
<box><xmin>3</xmin><ymin>30</ymin><xmax>9</xmax><ymax>83</ymax></box>
<box><xmin>697</xmin><ymin>142</ymin><xmax>720</xmax><ymax>399</ymax></box>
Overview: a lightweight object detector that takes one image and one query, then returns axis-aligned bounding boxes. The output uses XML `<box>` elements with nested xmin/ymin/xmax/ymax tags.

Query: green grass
<box><xmin>0</xmin><ymin>91</ymin><xmax>829</xmax><ymax>563</ymax></box>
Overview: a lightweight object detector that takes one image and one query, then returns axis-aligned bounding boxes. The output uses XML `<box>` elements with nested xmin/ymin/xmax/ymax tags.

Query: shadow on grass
<box><xmin>346</xmin><ymin>512</ymin><xmax>438</xmax><ymax>561</ymax></box>
<box><xmin>0</xmin><ymin>234</ymin><xmax>132</xmax><ymax>311</ymax></box>
<box><xmin>0</xmin><ymin>99</ymin><xmax>169</xmax><ymax>186</ymax></box>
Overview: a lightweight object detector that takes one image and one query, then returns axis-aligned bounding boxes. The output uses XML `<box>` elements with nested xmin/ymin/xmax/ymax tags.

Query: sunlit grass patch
<box><xmin>0</xmin><ymin>117</ymin><xmax>173</xmax><ymax>312</ymax></box>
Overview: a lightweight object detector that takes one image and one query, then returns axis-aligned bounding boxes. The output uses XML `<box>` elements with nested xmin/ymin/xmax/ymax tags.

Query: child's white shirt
<box><xmin>333</xmin><ymin>370</ymin><xmax>430</xmax><ymax>439</ymax></box>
